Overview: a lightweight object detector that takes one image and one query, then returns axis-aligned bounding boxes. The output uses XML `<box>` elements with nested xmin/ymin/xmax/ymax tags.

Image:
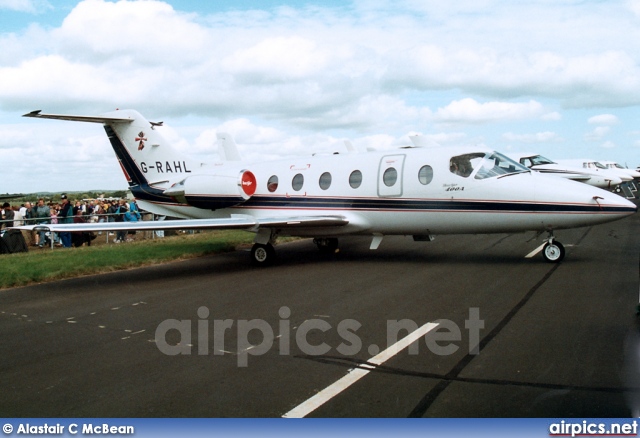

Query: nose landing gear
<box><xmin>542</xmin><ymin>232</ymin><xmax>565</xmax><ymax>263</ymax></box>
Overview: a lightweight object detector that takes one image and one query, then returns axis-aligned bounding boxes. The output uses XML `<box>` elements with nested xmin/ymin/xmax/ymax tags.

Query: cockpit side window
<box><xmin>450</xmin><ymin>152</ymin><xmax>529</xmax><ymax>180</ymax></box>
<box><xmin>449</xmin><ymin>153</ymin><xmax>485</xmax><ymax>178</ymax></box>
<box><xmin>594</xmin><ymin>162</ymin><xmax>607</xmax><ymax>169</ymax></box>
<box><xmin>530</xmin><ymin>155</ymin><xmax>555</xmax><ymax>165</ymax></box>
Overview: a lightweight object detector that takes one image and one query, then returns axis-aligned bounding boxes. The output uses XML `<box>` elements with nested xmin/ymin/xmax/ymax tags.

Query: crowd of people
<box><xmin>0</xmin><ymin>195</ymin><xmax>142</xmax><ymax>249</ymax></box>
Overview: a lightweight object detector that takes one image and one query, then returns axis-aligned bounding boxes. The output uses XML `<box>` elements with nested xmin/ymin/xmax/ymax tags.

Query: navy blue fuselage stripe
<box><xmin>181</xmin><ymin>194</ymin><xmax>632</xmax><ymax>214</ymax></box>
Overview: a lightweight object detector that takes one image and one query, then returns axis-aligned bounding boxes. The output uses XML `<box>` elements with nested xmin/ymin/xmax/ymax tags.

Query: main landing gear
<box><xmin>250</xmin><ymin>229</ymin><xmax>278</xmax><ymax>267</ymax></box>
<box><xmin>251</xmin><ymin>243</ymin><xmax>276</xmax><ymax>266</ymax></box>
<box><xmin>313</xmin><ymin>237</ymin><xmax>339</xmax><ymax>255</ymax></box>
<box><xmin>541</xmin><ymin>232</ymin><xmax>565</xmax><ymax>263</ymax></box>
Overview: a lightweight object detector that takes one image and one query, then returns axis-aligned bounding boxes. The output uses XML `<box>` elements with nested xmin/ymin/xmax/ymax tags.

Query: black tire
<box><xmin>542</xmin><ymin>241</ymin><xmax>565</xmax><ymax>263</ymax></box>
<box><xmin>315</xmin><ymin>237</ymin><xmax>339</xmax><ymax>255</ymax></box>
<box><xmin>251</xmin><ymin>243</ymin><xmax>276</xmax><ymax>266</ymax></box>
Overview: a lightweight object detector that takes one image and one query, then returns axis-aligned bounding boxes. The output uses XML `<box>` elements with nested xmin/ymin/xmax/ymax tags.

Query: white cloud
<box><xmin>588</xmin><ymin>114</ymin><xmax>619</xmax><ymax>125</ymax></box>
<box><xmin>0</xmin><ymin>0</ymin><xmax>50</xmax><ymax>13</ymax></box>
<box><xmin>584</xmin><ymin>126</ymin><xmax>611</xmax><ymax>141</ymax></box>
<box><xmin>542</xmin><ymin>112</ymin><xmax>562</xmax><ymax>121</ymax></box>
<box><xmin>2</xmin><ymin>0</ymin><xmax>640</xmax><ymax>191</ymax></box>
<box><xmin>601</xmin><ymin>140</ymin><xmax>616</xmax><ymax>149</ymax></box>
<box><xmin>221</xmin><ymin>37</ymin><xmax>332</xmax><ymax>83</ymax></box>
<box><xmin>434</xmin><ymin>99</ymin><xmax>545</xmax><ymax>124</ymax></box>
<box><xmin>628</xmin><ymin>0</ymin><xmax>640</xmax><ymax>17</ymax></box>
<box><xmin>502</xmin><ymin>132</ymin><xmax>561</xmax><ymax>143</ymax></box>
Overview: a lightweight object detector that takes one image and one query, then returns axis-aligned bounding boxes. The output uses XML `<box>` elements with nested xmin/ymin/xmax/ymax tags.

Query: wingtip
<box><xmin>23</xmin><ymin>110</ymin><xmax>42</xmax><ymax>117</ymax></box>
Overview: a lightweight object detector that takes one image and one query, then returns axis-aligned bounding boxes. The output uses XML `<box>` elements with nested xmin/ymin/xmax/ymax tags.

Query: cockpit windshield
<box><xmin>530</xmin><ymin>155</ymin><xmax>555</xmax><ymax>165</ymax></box>
<box><xmin>585</xmin><ymin>161</ymin><xmax>608</xmax><ymax>169</ymax></box>
<box><xmin>450</xmin><ymin>152</ymin><xmax>529</xmax><ymax>180</ymax></box>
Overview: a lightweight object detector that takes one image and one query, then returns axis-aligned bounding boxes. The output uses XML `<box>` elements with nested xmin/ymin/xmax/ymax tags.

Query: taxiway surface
<box><xmin>1</xmin><ymin>208</ymin><xmax>638</xmax><ymax>417</ymax></box>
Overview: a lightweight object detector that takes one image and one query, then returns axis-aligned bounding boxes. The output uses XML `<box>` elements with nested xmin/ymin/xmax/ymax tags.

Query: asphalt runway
<box><xmin>1</xmin><ymin>206</ymin><xmax>639</xmax><ymax>418</ymax></box>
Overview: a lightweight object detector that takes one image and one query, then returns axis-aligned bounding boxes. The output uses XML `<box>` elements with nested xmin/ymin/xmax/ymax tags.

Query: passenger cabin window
<box><xmin>319</xmin><ymin>172</ymin><xmax>332</xmax><ymax>190</ymax></box>
<box><xmin>418</xmin><ymin>165</ymin><xmax>433</xmax><ymax>185</ymax></box>
<box><xmin>267</xmin><ymin>175</ymin><xmax>278</xmax><ymax>192</ymax></box>
<box><xmin>383</xmin><ymin>167</ymin><xmax>397</xmax><ymax>187</ymax></box>
<box><xmin>450</xmin><ymin>152</ymin><xmax>529</xmax><ymax>180</ymax></box>
<box><xmin>349</xmin><ymin>170</ymin><xmax>362</xmax><ymax>189</ymax></box>
<box><xmin>292</xmin><ymin>173</ymin><xmax>304</xmax><ymax>191</ymax></box>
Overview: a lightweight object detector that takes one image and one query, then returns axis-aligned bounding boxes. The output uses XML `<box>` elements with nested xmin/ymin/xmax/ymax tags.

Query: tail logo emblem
<box><xmin>135</xmin><ymin>131</ymin><xmax>147</xmax><ymax>150</ymax></box>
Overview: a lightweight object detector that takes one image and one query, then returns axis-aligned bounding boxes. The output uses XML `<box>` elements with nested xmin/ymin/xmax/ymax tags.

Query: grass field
<box><xmin>0</xmin><ymin>230</ymin><xmax>258</xmax><ymax>290</ymax></box>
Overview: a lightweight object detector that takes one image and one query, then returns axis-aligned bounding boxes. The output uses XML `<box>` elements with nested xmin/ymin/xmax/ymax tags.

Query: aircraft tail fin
<box><xmin>23</xmin><ymin>109</ymin><xmax>196</xmax><ymax>189</ymax></box>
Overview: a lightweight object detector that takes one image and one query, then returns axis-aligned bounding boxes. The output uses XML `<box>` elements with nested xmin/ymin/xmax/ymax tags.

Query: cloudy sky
<box><xmin>1</xmin><ymin>0</ymin><xmax>640</xmax><ymax>193</ymax></box>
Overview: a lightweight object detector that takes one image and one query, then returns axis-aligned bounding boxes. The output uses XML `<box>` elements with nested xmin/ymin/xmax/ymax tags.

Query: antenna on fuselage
<box><xmin>344</xmin><ymin>140</ymin><xmax>357</xmax><ymax>153</ymax></box>
<box><xmin>216</xmin><ymin>132</ymin><xmax>243</xmax><ymax>161</ymax></box>
<box><xmin>409</xmin><ymin>135</ymin><xmax>441</xmax><ymax>148</ymax></box>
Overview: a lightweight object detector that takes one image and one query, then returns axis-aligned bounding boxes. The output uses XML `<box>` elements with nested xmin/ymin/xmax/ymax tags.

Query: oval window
<box><xmin>418</xmin><ymin>165</ymin><xmax>433</xmax><ymax>185</ymax></box>
<box><xmin>319</xmin><ymin>172</ymin><xmax>332</xmax><ymax>190</ymax></box>
<box><xmin>383</xmin><ymin>167</ymin><xmax>397</xmax><ymax>187</ymax></box>
<box><xmin>267</xmin><ymin>175</ymin><xmax>278</xmax><ymax>192</ymax></box>
<box><xmin>349</xmin><ymin>170</ymin><xmax>362</xmax><ymax>189</ymax></box>
<box><xmin>292</xmin><ymin>173</ymin><xmax>304</xmax><ymax>191</ymax></box>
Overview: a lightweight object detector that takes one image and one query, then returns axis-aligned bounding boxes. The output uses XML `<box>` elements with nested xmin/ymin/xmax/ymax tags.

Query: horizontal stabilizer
<box><xmin>23</xmin><ymin>110</ymin><xmax>134</xmax><ymax>124</ymax></box>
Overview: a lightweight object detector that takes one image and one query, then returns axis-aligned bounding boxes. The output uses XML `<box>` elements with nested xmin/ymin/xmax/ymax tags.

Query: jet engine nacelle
<box><xmin>164</xmin><ymin>170</ymin><xmax>257</xmax><ymax>210</ymax></box>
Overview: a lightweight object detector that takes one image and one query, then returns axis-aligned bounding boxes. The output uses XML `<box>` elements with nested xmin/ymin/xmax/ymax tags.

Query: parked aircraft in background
<box><xmin>17</xmin><ymin>109</ymin><xmax>637</xmax><ymax>264</ymax></box>
<box><xmin>600</xmin><ymin>161</ymin><xmax>640</xmax><ymax>181</ymax></box>
<box><xmin>557</xmin><ymin>159</ymin><xmax>634</xmax><ymax>184</ymax></box>
<box><xmin>0</xmin><ymin>194</ymin><xmax>24</xmax><ymax>201</ymax></box>
<box><xmin>510</xmin><ymin>153</ymin><xmax>620</xmax><ymax>189</ymax></box>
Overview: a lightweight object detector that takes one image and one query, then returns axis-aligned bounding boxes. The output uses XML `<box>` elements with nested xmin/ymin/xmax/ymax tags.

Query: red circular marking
<box><xmin>241</xmin><ymin>170</ymin><xmax>257</xmax><ymax>196</ymax></box>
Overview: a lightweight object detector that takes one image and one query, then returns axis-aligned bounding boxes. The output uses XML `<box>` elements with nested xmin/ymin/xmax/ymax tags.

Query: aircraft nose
<box><xmin>610</xmin><ymin>176</ymin><xmax>623</xmax><ymax>185</ymax></box>
<box><xmin>593</xmin><ymin>192</ymin><xmax>637</xmax><ymax>215</ymax></box>
<box><xmin>533</xmin><ymin>174</ymin><xmax>637</xmax><ymax>228</ymax></box>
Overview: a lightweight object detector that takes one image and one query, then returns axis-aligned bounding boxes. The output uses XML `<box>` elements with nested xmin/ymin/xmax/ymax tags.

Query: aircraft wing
<box><xmin>10</xmin><ymin>215</ymin><xmax>349</xmax><ymax>233</ymax></box>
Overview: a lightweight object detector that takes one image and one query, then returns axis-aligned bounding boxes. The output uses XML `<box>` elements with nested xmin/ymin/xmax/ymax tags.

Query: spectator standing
<box><xmin>23</xmin><ymin>202</ymin><xmax>35</xmax><ymax>245</ymax></box>
<box><xmin>50</xmin><ymin>207</ymin><xmax>60</xmax><ymax>246</ymax></box>
<box><xmin>34</xmin><ymin>198</ymin><xmax>51</xmax><ymax>247</ymax></box>
<box><xmin>107</xmin><ymin>200</ymin><xmax>118</xmax><ymax>236</ymax></box>
<box><xmin>1</xmin><ymin>202</ymin><xmax>15</xmax><ymax>230</ymax></box>
<box><xmin>115</xmin><ymin>199</ymin><xmax>129</xmax><ymax>243</ymax></box>
<box><xmin>58</xmin><ymin>195</ymin><xmax>74</xmax><ymax>248</ymax></box>
<box><xmin>124</xmin><ymin>200</ymin><xmax>141</xmax><ymax>242</ymax></box>
<box><xmin>13</xmin><ymin>206</ymin><xmax>24</xmax><ymax>226</ymax></box>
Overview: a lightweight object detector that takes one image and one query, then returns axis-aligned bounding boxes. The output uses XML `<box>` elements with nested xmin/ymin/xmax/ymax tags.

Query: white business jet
<box><xmin>558</xmin><ymin>158</ymin><xmax>634</xmax><ymax>185</ymax></box>
<box><xmin>600</xmin><ymin>161</ymin><xmax>640</xmax><ymax>181</ymax></box>
<box><xmin>511</xmin><ymin>153</ymin><xmax>621</xmax><ymax>189</ymax></box>
<box><xmin>19</xmin><ymin>109</ymin><xmax>637</xmax><ymax>265</ymax></box>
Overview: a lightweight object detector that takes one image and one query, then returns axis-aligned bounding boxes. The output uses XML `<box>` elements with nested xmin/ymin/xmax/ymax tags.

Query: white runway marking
<box><xmin>282</xmin><ymin>322</ymin><xmax>439</xmax><ymax>418</ymax></box>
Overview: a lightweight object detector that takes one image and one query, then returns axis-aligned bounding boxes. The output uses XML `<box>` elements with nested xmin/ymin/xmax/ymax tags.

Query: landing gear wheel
<box><xmin>251</xmin><ymin>243</ymin><xmax>276</xmax><ymax>266</ymax></box>
<box><xmin>314</xmin><ymin>238</ymin><xmax>339</xmax><ymax>255</ymax></box>
<box><xmin>542</xmin><ymin>241</ymin><xmax>565</xmax><ymax>263</ymax></box>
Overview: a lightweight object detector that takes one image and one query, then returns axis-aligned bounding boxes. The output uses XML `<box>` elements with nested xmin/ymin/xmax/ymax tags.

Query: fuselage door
<box><xmin>378</xmin><ymin>154</ymin><xmax>405</xmax><ymax>197</ymax></box>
